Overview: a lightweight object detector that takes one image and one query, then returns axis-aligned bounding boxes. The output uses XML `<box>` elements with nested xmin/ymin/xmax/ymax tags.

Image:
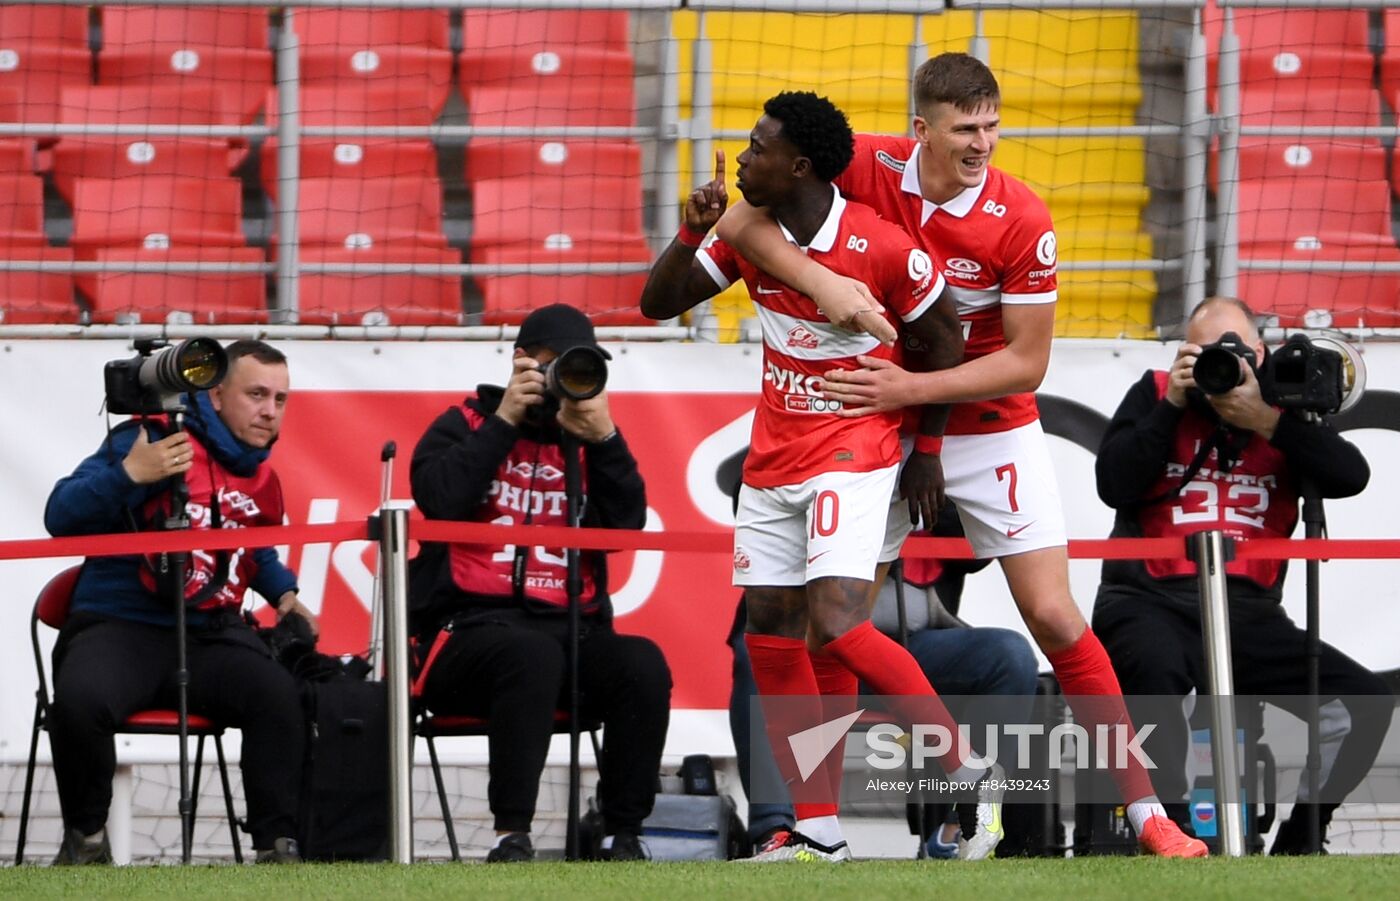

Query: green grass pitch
<box><xmin>4</xmin><ymin>856</ymin><xmax>1399</xmax><ymax>901</ymax></box>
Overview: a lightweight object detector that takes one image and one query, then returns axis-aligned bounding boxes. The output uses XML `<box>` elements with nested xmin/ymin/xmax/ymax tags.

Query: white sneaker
<box><xmin>957</xmin><ymin>764</ymin><xmax>1005</xmax><ymax>861</ymax></box>
<box><xmin>742</xmin><ymin>830</ymin><xmax>853</xmax><ymax>863</ymax></box>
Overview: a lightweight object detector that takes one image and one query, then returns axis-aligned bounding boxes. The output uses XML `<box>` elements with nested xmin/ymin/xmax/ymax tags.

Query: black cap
<box><xmin>514</xmin><ymin>303</ymin><xmax>612</xmax><ymax>359</ymax></box>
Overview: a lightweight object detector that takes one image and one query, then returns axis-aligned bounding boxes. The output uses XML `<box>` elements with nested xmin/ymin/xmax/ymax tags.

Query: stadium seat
<box><xmin>97</xmin><ymin>6</ymin><xmax>271</xmax><ymax>122</ymax></box>
<box><xmin>70</xmin><ymin>175</ymin><xmax>247</xmax><ymax>255</ymax></box>
<box><xmin>261</xmin><ymin>85</ymin><xmax>441</xmax><ymax>199</ymax></box>
<box><xmin>1205</xmin><ymin>5</ymin><xmax>1373</xmax><ymax>101</ymax></box>
<box><xmin>1383</xmin><ymin>10</ymin><xmax>1400</xmax><ymax>109</ymax></box>
<box><xmin>1238</xmin><ymin>239</ymin><xmax>1400</xmax><ymax>328</ymax></box>
<box><xmin>52</xmin><ymin>85</ymin><xmax>246</xmax><ymax>197</ymax></box>
<box><xmin>0</xmin><ymin>245</ymin><xmax>76</xmax><ymax>324</ymax></box>
<box><xmin>458</xmin><ymin>39</ymin><xmax>634</xmax><ymax>105</ymax></box>
<box><xmin>469</xmin><ymin>176</ymin><xmax>644</xmax><ymax>252</ymax></box>
<box><xmin>461</xmin><ymin>9</ymin><xmax>629</xmax><ymax>52</ymax></box>
<box><xmin>1211</xmin><ymin>86</ymin><xmax>1383</xmax><ymax>189</ymax></box>
<box><xmin>1239</xmin><ymin>142</ymin><xmax>1385</xmax><ymax>187</ymax></box>
<box><xmin>293</xmin><ymin>176</ymin><xmax>447</xmax><ymax>250</ymax></box>
<box><xmin>468</xmin><ymin>84</ymin><xmax>634</xmax><ymax>130</ymax></box>
<box><xmin>1237</xmin><ymin>178</ymin><xmax>1393</xmax><ymax>249</ymax></box>
<box><xmin>295</xmin><ymin>245</ymin><xmax>461</xmax><ymax>326</ymax></box>
<box><xmin>464</xmin><ymin>139</ymin><xmax>640</xmax><ymax>185</ymax></box>
<box><xmin>0</xmin><ymin>5</ymin><xmax>88</xmax><ymax>46</ymax></box>
<box><xmin>83</xmin><ymin>245</ymin><xmax>267</xmax><ymax>324</ymax></box>
<box><xmin>294</xmin><ymin>9</ymin><xmax>453</xmax><ymax>118</ymax></box>
<box><xmin>0</xmin><ymin>174</ymin><xmax>46</xmax><ymax>246</ymax></box>
<box><xmin>0</xmin><ymin>138</ymin><xmax>36</xmax><ymax>173</ymax></box>
<box><xmin>474</xmin><ymin>241</ymin><xmax>650</xmax><ymax>327</ymax></box>
<box><xmin>0</xmin><ymin>39</ymin><xmax>92</xmax><ymax>130</ymax></box>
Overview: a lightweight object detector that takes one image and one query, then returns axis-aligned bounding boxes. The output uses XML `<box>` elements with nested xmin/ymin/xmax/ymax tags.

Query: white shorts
<box><xmin>734</xmin><ymin>465</ymin><xmax>900</xmax><ymax>587</ymax></box>
<box><xmin>880</xmin><ymin>421</ymin><xmax>1068</xmax><ymax>561</ymax></box>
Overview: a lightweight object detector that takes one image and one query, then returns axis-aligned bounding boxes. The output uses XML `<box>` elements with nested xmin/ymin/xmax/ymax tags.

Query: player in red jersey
<box><xmin>640</xmin><ymin>91</ymin><xmax>989</xmax><ymax>863</ymax></box>
<box><xmin>716</xmin><ymin>55</ymin><xmax>1207</xmax><ymax>858</ymax></box>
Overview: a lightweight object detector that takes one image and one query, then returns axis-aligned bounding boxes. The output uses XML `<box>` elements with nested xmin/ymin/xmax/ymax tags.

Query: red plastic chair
<box><xmin>1237</xmin><ymin>178</ymin><xmax>1393</xmax><ymax>248</ymax></box>
<box><xmin>465</xmin><ymin>139</ymin><xmax>640</xmax><ymax>185</ymax></box>
<box><xmin>71</xmin><ymin>176</ymin><xmax>246</xmax><ymax>258</ymax></box>
<box><xmin>14</xmin><ymin>566</ymin><xmax>243</xmax><ymax>865</ymax></box>
<box><xmin>461</xmin><ymin>10</ymin><xmax>630</xmax><ymax>52</ymax></box>
<box><xmin>97</xmin><ymin>6</ymin><xmax>271</xmax><ymax>121</ymax></box>
<box><xmin>0</xmin><ymin>40</ymin><xmax>92</xmax><ymax>130</ymax></box>
<box><xmin>293</xmin><ymin>176</ymin><xmax>448</xmax><ymax>250</ymax></box>
<box><xmin>0</xmin><ymin>5</ymin><xmax>89</xmax><ymax>46</ymax></box>
<box><xmin>473</xmin><ymin>240</ymin><xmax>651</xmax><ymax>327</ymax></box>
<box><xmin>468</xmin><ymin>83</ymin><xmax>635</xmax><ymax>130</ymax></box>
<box><xmin>294</xmin><ymin>9</ymin><xmax>453</xmax><ymax>118</ymax></box>
<box><xmin>1238</xmin><ymin>239</ymin><xmax>1400</xmax><ymax>328</ymax></box>
<box><xmin>459</xmin><ymin>42</ymin><xmax>634</xmax><ymax>105</ymax></box>
<box><xmin>470</xmin><ymin>175</ymin><xmax>645</xmax><ymax>252</ymax></box>
<box><xmin>1238</xmin><ymin>141</ymin><xmax>1385</xmax><ymax>185</ymax></box>
<box><xmin>0</xmin><ymin>138</ymin><xmax>36</xmax><ymax>173</ymax></box>
<box><xmin>0</xmin><ymin>174</ymin><xmax>47</xmax><ymax>246</ymax></box>
<box><xmin>261</xmin><ymin>139</ymin><xmax>437</xmax><ymax>200</ymax></box>
<box><xmin>295</xmin><ymin>244</ymin><xmax>461</xmax><ymax>326</ymax></box>
<box><xmin>0</xmin><ymin>245</ymin><xmax>76</xmax><ymax>324</ymax></box>
<box><xmin>264</xmin><ymin>84</ymin><xmax>438</xmax><ymax>130</ymax></box>
<box><xmin>82</xmin><ymin>245</ymin><xmax>268</xmax><ymax>325</ymax></box>
<box><xmin>1205</xmin><ymin>5</ymin><xmax>1372</xmax><ymax>101</ymax></box>
<box><xmin>53</xmin><ymin>137</ymin><xmax>235</xmax><ymax>207</ymax></box>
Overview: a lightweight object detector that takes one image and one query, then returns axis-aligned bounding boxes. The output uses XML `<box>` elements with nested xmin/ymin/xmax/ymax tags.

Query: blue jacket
<box><xmin>45</xmin><ymin>393</ymin><xmax>298</xmax><ymax>628</ymax></box>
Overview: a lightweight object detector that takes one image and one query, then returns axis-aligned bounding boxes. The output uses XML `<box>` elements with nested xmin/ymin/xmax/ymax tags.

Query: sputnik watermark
<box><xmin>863</xmin><ymin>721</ymin><xmax>1158</xmax><ymax>772</ymax></box>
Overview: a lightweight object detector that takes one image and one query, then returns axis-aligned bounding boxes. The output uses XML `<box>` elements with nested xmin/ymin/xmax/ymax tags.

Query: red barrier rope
<box><xmin>3</xmin><ymin>520</ymin><xmax>1400</xmax><ymax>563</ymax></box>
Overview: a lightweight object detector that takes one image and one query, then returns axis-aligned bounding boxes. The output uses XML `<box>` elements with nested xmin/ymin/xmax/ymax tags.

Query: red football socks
<box><xmin>743</xmin><ymin>634</ymin><xmax>836</xmax><ymax>817</ymax></box>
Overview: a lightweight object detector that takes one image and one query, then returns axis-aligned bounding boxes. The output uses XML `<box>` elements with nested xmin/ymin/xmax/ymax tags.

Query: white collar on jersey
<box><xmin>775</xmin><ymin>183</ymin><xmax>846</xmax><ymax>253</ymax></box>
<box><xmin>901</xmin><ymin>143</ymin><xmax>988</xmax><ymax>224</ymax></box>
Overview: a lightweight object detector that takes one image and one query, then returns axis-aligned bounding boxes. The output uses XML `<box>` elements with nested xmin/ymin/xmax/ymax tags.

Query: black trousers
<box><xmin>1094</xmin><ymin>591</ymin><xmax>1393</xmax><ymax>823</ymax></box>
<box><xmin>49</xmin><ymin>614</ymin><xmax>305</xmax><ymax>849</ymax></box>
<box><xmin>421</xmin><ymin>611</ymin><xmax>672</xmax><ymax>834</ymax></box>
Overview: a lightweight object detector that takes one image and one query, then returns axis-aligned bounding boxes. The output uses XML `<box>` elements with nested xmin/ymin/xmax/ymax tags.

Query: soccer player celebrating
<box><xmin>640</xmin><ymin>91</ymin><xmax>991</xmax><ymax>863</ymax></box>
<box><xmin>717</xmin><ymin>54</ymin><xmax>1207</xmax><ymax>858</ymax></box>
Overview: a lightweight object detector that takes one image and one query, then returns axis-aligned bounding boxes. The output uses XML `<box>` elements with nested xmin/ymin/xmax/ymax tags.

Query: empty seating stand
<box><xmin>294</xmin><ymin>9</ymin><xmax>453</xmax><ymax>118</ymax></box>
<box><xmin>0</xmin><ymin>5</ymin><xmax>92</xmax><ymax>131</ymax></box>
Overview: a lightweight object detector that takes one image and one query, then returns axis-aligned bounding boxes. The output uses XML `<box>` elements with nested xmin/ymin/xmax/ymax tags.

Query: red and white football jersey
<box><xmin>697</xmin><ymin>186</ymin><xmax>945</xmax><ymax>489</ymax></box>
<box><xmin>835</xmin><ymin>134</ymin><xmax>1058</xmax><ymax>435</ymax></box>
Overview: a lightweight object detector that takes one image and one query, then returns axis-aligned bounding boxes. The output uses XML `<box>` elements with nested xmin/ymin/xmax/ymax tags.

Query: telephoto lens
<box><xmin>544</xmin><ymin>346</ymin><xmax>609</xmax><ymax>401</ymax></box>
<box><xmin>1191</xmin><ymin>331</ymin><xmax>1255</xmax><ymax>396</ymax></box>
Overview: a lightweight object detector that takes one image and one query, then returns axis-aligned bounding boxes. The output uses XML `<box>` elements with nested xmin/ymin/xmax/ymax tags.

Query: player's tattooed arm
<box><xmin>640</xmin><ymin>151</ymin><xmax>728</xmax><ymax>320</ymax></box>
<box><xmin>718</xmin><ymin>200</ymin><xmax>896</xmax><ymax>346</ymax></box>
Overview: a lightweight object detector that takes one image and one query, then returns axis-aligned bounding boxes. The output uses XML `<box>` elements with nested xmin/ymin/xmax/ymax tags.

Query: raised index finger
<box><xmin>714</xmin><ymin>148</ymin><xmax>725</xmax><ymax>183</ymax></box>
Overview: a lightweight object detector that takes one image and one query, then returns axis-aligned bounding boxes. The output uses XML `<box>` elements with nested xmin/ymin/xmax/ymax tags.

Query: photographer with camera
<box><xmin>409</xmin><ymin>303</ymin><xmax>671</xmax><ymax>863</ymax></box>
<box><xmin>44</xmin><ymin>339</ymin><xmax>310</xmax><ymax>865</ymax></box>
<box><xmin>1092</xmin><ymin>297</ymin><xmax>1392</xmax><ymax>853</ymax></box>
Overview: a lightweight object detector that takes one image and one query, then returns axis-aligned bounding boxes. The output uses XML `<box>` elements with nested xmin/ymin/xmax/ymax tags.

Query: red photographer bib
<box><xmin>1137</xmin><ymin>371</ymin><xmax>1299</xmax><ymax>587</ymax></box>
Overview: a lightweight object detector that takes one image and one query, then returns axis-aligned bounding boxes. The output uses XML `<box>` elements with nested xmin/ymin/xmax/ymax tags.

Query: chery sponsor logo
<box><xmin>943</xmin><ymin>257</ymin><xmax>982</xmax><ymax>280</ymax></box>
<box><xmin>786</xmin><ymin>323</ymin><xmax>820</xmax><ymax>350</ymax></box>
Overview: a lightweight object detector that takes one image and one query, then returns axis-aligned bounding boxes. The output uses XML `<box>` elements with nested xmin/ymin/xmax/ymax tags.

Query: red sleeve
<box><xmin>695</xmin><ymin>235</ymin><xmax>742</xmax><ymax>290</ymax></box>
<box><xmin>833</xmin><ymin>134</ymin><xmax>881</xmax><ymax>206</ymax></box>
<box><xmin>1000</xmin><ymin>197</ymin><xmax>1058</xmax><ymax>303</ymax></box>
<box><xmin>873</xmin><ymin>222</ymin><xmax>942</xmax><ymax>323</ymax></box>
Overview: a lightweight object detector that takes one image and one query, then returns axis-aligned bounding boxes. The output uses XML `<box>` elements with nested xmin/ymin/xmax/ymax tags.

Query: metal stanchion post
<box><xmin>379</xmin><ymin>502</ymin><xmax>414</xmax><ymax>864</ymax></box>
<box><xmin>1192</xmin><ymin>530</ymin><xmax>1245</xmax><ymax>857</ymax></box>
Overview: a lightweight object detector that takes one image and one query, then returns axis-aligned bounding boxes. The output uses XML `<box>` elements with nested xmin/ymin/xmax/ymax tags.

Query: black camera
<box><xmin>1192</xmin><ymin>331</ymin><xmax>1258</xmax><ymax>396</ymax></box>
<box><xmin>1193</xmin><ymin>331</ymin><xmax>1363</xmax><ymax>416</ymax></box>
<box><xmin>104</xmin><ymin>337</ymin><xmax>228</xmax><ymax>415</ymax></box>
<box><xmin>541</xmin><ymin>345</ymin><xmax>608</xmax><ymax>402</ymax></box>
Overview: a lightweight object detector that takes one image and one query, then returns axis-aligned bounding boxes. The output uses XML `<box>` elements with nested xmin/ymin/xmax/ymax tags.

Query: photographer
<box><xmin>409</xmin><ymin>303</ymin><xmax>671</xmax><ymax>863</ymax></box>
<box><xmin>44</xmin><ymin>340</ymin><xmax>310</xmax><ymax>864</ymax></box>
<box><xmin>1092</xmin><ymin>297</ymin><xmax>1392</xmax><ymax>853</ymax></box>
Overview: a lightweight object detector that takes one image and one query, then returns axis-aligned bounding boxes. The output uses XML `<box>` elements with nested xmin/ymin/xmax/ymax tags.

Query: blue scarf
<box><xmin>183</xmin><ymin>392</ymin><xmax>270</xmax><ymax>477</ymax></box>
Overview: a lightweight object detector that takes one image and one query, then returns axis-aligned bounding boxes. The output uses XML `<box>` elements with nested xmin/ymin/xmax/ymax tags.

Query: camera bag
<box><xmin>297</xmin><ymin>673</ymin><xmax>390</xmax><ymax>861</ymax></box>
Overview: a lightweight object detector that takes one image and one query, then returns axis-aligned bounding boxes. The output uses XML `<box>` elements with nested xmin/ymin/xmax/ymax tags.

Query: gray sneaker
<box><xmin>52</xmin><ymin>827</ymin><xmax>112</xmax><ymax>866</ymax></box>
<box><xmin>957</xmin><ymin>764</ymin><xmax>1006</xmax><ymax>861</ymax></box>
<box><xmin>256</xmin><ymin>837</ymin><xmax>303</xmax><ymax>864</ymax></box>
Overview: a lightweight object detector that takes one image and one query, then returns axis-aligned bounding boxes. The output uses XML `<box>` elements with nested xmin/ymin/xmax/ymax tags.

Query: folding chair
<box><xmin>14</xmin><ymin>566</ymin><xmax>243</xmax><ymax>864</ymax></box>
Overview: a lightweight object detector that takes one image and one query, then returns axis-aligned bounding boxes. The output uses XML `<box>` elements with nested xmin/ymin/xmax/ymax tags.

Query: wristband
<box><xmin>676</xmin><ymin>223</ymin><xmax>707</xmax><ymax>248</ymax></box>
<box><xmin>913</xmin><ymin>435</ymin><xmax>943</xmax><ymax>455</ymax></box>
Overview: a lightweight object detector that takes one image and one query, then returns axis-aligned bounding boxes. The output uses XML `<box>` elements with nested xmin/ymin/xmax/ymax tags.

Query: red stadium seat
<box><xmin>459</xmin><ymin>42</ymin><xmax>634</xmax><ymax>105</ymax></box>
<box><xmin>0</xmin><ymin>245</ymin><xmax>76</xmax><ymax>324</ymax></box>
<box><xmin>293</xmin><ymin>176</ymin><xmax>447</xmax><ymax>250</ymax></box>
<box><xmin>294</xmin><ymin>9</ymin><xmax>453</xmax><ymax>118</ymax></box>
<box><xmin>0</xmin><ymin>5</ymin><xmax>88</xmax><ymax>46</ymax></box>
<box><xmin>0</xmin><ymin>138</ymin><xmax>36</xmax><ymax>173</ymax></box>
<box><xmin>473</xmin><ymin>240</ymin><xmax>650</xmax><ymax>326</ymax></box>
<box><xmin>1205</xmin><ymin>5</ymin><xmax>1372</xmax><ymax>101</ymax></box>
<box><xmin>465</xmin><ymin>139</ymin><xmax>640</xmax><ymax>184</ymax></box>
<box><xmin>0</xmin><ymin>41</ymin><xmax>92</xmax><ymax>129</ymax></box>
<box><xmin>461</xmin><ymin>10</ymin><xmax>629</xmax><ymax>52</ymax></box>
<box><xmin>1238</xmin><ymin>142</ymin><xmax>1385</xmax><ymax>185</ymax></box>
<box><xmin>468</xmin><ymin>84</ymin><xmax>634</xmax><ymax>129</ymax></box>
<box><xmin>1373</xmin><ymin>10</ymin><xmax>1400</xmax><ymax>107</ymax></box>
<box><xmin>261</xmin><ymin>139</ymin><xmax>437</xmax><ymax>199</ymax></box>
<box><xmin>295</xmin><ymin>245</ymin><xmax>461</xmax><ymax>326</ymax></box>
<box><xmin>0</xmin><ymin>174</ymin><xmax>46</xmax><ymax>246</ymax></box>
<box><xmin>53</xmin><ymin>137</ymin><xmax>234</xmax><ymax>206</ymax></box>
<box><xmin>1237</xmin><ymin>178</ymin><xmax>1392</xmax><ymax>249</ymax></box>
<box><xmin>82</xmin><ymin>245</ymin><xmax>267</xmax><ymax>324</ymax></box>
<box><xmin>1239</xmin><ymin>240</ymin><xmax>1400</xmax><ymax>328</ymax></box>
<box><xmin>70</xmin><ymin>175</ymin><xmax>246</xmax><ymax>256</ymax></box>
<box><xmin>470</xmin><ymin>176</ymin><xmax>644</xmax><ymax>251</ymax></box>
<box><xmin>263</xmin><ymin>84</ymin><xmax>438</xmax><ymax>130</ymax></box>
<box><xmin>97</xmin><ymin>6</ymin><xmax>271</xmax><ymax>121</ymax></box>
